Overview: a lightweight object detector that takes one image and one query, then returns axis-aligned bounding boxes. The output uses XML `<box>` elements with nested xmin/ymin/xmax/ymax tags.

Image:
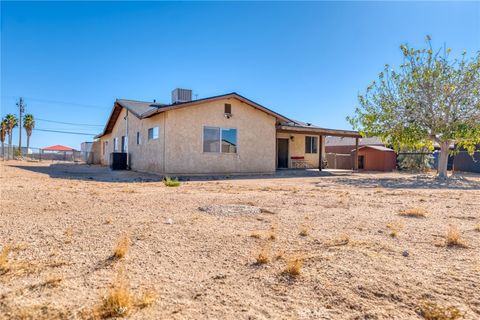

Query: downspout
<box><xmin>163</xmin><ymin>112</ymin><xmax>166</xmax><ymax>174</ymax></box>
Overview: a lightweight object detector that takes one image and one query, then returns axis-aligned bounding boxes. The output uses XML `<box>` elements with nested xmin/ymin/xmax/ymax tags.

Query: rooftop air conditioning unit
<box><xmin>171</xmin><ymin>88</ymin><xmax>192</xmax><ymax>104</ymax></box>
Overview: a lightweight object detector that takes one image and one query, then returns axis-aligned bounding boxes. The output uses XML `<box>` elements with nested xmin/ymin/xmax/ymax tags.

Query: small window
<box><xmin>136</xmin><ymin>132</ymin><xmax>141</xmax><ymax>145</ymax></box>
<box><xmin>148</xmin><ymin>127</ymin><xmax>159</xmax><ymax>140</ymax></box>
<box><xmin>113</xmin><ymin>138</ymin><xmax>118</xmax><ymax>152</ymax></box>
<box><xmin>203</xmin><ymin>127</ymin><xmax>237</xmax><ymax>153</ymax></box>
<box><xmin>103</xmin><ymin>141</ymin><xmax>108</xmax><ymax>155</ymax></box>
<box><xmin>305</xmin><ymin>136</ymin><xmax>318</xmax><ymax>154</ymax></box>
<box><xmin>121</xmin><ymin>136</ymin><xmax>127</xmax><ymax>153</ymax></box>
<box><xmin>224</xmin><ymin>103</ymin><xmax>232</xmax><ymax>114</ymax></box>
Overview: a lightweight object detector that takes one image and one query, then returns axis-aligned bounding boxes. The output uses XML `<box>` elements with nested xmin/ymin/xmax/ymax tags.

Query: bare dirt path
<box><xmin>1</xmin><ymin>161</ymin><xmax>479</xmax><ymax>319</ymax></box>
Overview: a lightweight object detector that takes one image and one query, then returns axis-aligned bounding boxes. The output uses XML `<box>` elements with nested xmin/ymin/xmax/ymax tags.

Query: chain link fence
<box><xmin>0</xmin><ymin>145</ymin><xmax>95</xmax><ymax>164</ymax></box>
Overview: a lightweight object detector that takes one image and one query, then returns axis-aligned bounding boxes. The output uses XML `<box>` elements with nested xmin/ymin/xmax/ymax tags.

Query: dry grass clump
<box><xmin>255</xmin><ymin>245</ymin><xmax>270</xmax><ymax>265</ymax></box>
<box><xmin>250</xmin><ymin>232</ymin><xmax>262</xmax><ymax>239</ymax></box>
<box><xmin>113</xmin><ymin>234</ymin><xmax>130</xmax><ymax>259</ymax></box>
<box><xmin>386</xmin><ymin>221</ymin><xmax>404</xmax><ymax>238</ymax></box>
<box><xmin>445</xmin><ymin>226</ymin><xmax>468</xmax><ymax>248</ymax></box>
<box><xmin>399</xmin><ymin>207</ymin><xmax>427</xmax><ymax>218</ymax></box>
<box><xmin>474</xmin><ymin>224</ymin><xmax>480</xmax><ymax>232</ymax></box>
<box><xmin>0</xmin><ymin>244</ymin><xmax>12</xmax><ymax>274</ymax></box>
<box><xmin>419</xmin><ymin>301</ymin><xmax>462</xmax><ymax>320</ymax></box>
<box><xmin>92</xmin><ymin>268</ymin><xmax>157</xmax><ymax>319</ymax></box>
<box><xmin>282</xmin><ymin>256</ymin><xmax>304</xmax><ymax>277</ymax></box>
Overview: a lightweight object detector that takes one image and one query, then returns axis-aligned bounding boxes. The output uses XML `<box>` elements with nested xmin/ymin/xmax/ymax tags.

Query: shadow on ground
<box><xmin>9</xmin><ymin>163</ymin><xmax>347</xmax><ymax>183</ymax></box>
<box><xmin>316</xmin><ymin>173</ymin><xmax>480</xmax><ymax>190</ymax></box>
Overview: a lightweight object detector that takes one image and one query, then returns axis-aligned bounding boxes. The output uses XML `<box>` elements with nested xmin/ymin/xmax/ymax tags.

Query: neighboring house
<box><xmin>95</xmin><ymin>89</ymin><xmax>361</xmax><ymax>175</ymax></box>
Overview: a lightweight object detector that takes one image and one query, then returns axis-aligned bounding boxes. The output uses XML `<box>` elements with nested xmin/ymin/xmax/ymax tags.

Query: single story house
<box><xmin>95</xmin><ymin>89</ymin><xmax>361</xmax><ymax>175</ymax></box>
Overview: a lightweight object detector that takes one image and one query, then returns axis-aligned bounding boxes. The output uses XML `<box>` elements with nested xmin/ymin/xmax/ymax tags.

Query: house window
<box><xmin>305</xmin><ymin>136</ymin><xmax>318</xmax><ymax>154</ymax></box>
<box><xmin>113</xmin><ymin>138</ymin><xmax>118</xmax><ymax>152</ymax></box>
<box><xmin>203</xmin><ymin>127</ymin><xmax>237</xmax><ymax>153</ymax></box>
<box><xmin>136</xmin><ymin>131</ymin><xmax>141</xmax><ymax>145</ymax></box>
<box><xmin>121</xmin><ymin>136</ymin><xmax>127</xmax><ymax>153</ymax></box>
<box><xmin>103</xmin><ymin>141</ymin><xmax>108</xmax><ymax>155</ymax></box>
<box><xmin>224</xmin><ymin>103</ymin><xmax>232</xmax><ymax>114</ymax></box>
<box><xmin>148</xmin><ymin>127</ymin><xmax>159</xmax><ymax>140</ymax></box>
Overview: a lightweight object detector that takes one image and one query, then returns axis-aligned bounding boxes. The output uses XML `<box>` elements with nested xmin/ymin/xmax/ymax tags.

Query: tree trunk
<box><xmin>8</xmin><ymin>134</ymin><xmax>12</xmax><ymax>160</ymax></box>
<box><xmin>437</xmin><ymin>141</ymin><xmax>449</xmax><ymax>179</ymax></box>
<box><xmin>26</xmin><ymin>135</ymin><xmax>30</xmax><ymax>156</ymax></box>
<box><xmin>1</xmin><ymin>141</ymin><xmax>4</xmax><ymax>160</ymax></box>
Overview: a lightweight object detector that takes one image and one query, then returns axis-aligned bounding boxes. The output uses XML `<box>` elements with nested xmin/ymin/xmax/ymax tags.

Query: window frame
<box><xmin>148</xmin><ymin>127</ymin><xmax>159</xmax><ymax>141</ymax></box>
<box><xmin>113</xmin><ymin>137</ymin><xmax>118</xmax><ymax>152</ymax></box>
<box><xmin>305</xmin><ymin>136</ymin><xmax>318</xmax><ymax>154</ymax></box>
<box><xmin>202</xmin><ymin>126</ymin><xmax>237</xmax><ymax>154</ymax></box>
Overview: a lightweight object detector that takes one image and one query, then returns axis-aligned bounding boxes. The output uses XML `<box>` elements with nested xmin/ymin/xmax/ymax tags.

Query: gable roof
<box><xmin>42</xmin><ymin>145</ymin><xmax>75</xmax><ymax>151</ymax></box>
<box><xmin>354</xmin><ymin>145</ymin><xmax>394</xmax><ymax>152</ymax></box>
<box><xmin>95</xmin><ymin>93</ymin><xmax>292</xmax><ymax>138</ymax></box>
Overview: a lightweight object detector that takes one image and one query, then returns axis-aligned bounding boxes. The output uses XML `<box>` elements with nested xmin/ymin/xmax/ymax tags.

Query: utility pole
<box><xmin>16</xmin><ymin>97</ymin><xmax>25</xmax><ymax>156</ymax></box>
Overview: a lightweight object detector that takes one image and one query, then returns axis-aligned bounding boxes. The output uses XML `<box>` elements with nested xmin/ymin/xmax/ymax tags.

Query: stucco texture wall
<box><xmin>99</xmin><ymin>109</ymin><xmax>165</xmax><ymax>173</ymax></box>
<box><xmin>164</xmin><ymin>98</ymin><xmax>276</xmax><ymax>174</ymax></box>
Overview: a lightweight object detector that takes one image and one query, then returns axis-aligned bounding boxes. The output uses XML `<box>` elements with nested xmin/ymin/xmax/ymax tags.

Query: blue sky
<box><xmin>1</xmin><ymin>1</ymin><xmax>479</xmax><ymax>149</ymax></box>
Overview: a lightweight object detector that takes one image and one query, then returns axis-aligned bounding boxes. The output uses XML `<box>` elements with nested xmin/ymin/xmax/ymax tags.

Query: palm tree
<box><xmin>4</xmin><ymin>114</ymin><xmax>18</xmax><ymax>160</ymax></box>
<box><xmin>23</xmin><ymin>114</ymin><xmax>35</xmax><ymax>153</ymax></box>
<box><xmin>0</xmin><ymin>119</ymin><xmax>6</xmax><ymax>159</ymax></box>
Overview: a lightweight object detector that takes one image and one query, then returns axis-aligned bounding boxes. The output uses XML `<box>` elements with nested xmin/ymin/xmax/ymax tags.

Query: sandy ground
<box><xmin>1</xmin><ymin>161</ymin><xmax>479</xmax><ymax>319</ymax></box>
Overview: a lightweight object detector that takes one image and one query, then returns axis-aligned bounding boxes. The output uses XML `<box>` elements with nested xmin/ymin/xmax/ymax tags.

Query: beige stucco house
<box><xmin>95</xmin><ymin>89</ymin><xmax>361</xmax><ymax>175</ymax></box>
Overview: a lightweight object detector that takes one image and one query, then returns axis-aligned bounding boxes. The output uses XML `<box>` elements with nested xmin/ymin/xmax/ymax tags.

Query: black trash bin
<box><xmin>110</xmin><ymin>152</ymin><xmax>128</xmax><ymax>170</ymax></box>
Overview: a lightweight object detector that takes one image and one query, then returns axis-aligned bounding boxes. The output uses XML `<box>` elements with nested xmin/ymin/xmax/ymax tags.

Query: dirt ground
<box><xmin>1</xmin><ymin>161</ymin><xmax>479</xmax><ymax>319</ymax></box>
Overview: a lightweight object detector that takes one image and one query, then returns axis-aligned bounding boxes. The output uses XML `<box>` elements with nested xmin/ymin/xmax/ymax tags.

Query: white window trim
<box><xmin>202</xmin><ymin>126</ymin><xmax>238</xmax><ymax>154</ymax></box>
<box><xmin>113</xmin><ymin>137</ymin><xmax>118</xmax><ymax>152</ymax></box>
<box><xmin>305</xmin><ymin>135</ymin><xmax>318</xmax><ymax>154</ymax></box>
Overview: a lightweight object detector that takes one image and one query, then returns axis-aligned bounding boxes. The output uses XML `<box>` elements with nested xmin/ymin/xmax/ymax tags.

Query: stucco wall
<box><xmin>164</xmin><ymin>98</ymin><xmax>276</xmax><ymax>174</ymax></box>
<box><xmin>276</xmin><ymin>132</ymin><xmax>324</xmax><ymax>168</ymax></box>
<box><xmin>99</xmin><ymin>109</ymin><xmax>165</xmax><ymax>173</ymax></box>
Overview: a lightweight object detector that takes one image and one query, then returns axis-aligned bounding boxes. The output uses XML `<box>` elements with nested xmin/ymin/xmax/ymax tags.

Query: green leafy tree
<box><xmin>23</xmin><ymin>114</ymin><xmax>35</xmax><ymax>152</ymax></box>
<box><xmin>348</xmin><ymin>37</ymin><xmax>480</xmax><ymax>178</ymax></box>
<box><xmin>4</xmin><ymin>114</ymin><xmax>18</xmax><ymax>160</ymax></box>
<box><xmin>0</xmin><ymin>119</ymin><xmax>6</xmax><ymax>159</ymax></box>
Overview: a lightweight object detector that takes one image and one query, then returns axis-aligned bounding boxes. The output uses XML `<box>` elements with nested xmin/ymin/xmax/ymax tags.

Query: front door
<box><xmin>358</xmin><ymin>155</ymin><xmax>365</xmax><ymax>169</ymax></box>
<box><xmin>277</xmin><ymin>138</ymin><xmax>289</xmax><ymax>169</ymax></box>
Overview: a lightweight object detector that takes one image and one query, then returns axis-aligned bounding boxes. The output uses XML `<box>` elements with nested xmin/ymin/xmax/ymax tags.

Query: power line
<box><xmin>1</xmin><ymin>95</ymin><xmax>108</xmax><ymax>110</ymax></box>
<box><xmin>33</xmin><ymin>128</ymin><xmax>97</xmax><ymax>136</ymax></box>
<box><xmin>36</xmin><ymin>118</ymin><xmax>104</xmax><ymax>127</ymax></box>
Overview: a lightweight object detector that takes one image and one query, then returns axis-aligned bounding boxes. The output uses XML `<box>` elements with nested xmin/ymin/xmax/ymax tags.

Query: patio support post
<box><xmin>318</xmin><ymin>135</ymin><xmax>323</xmax><ymax>171</ymax></box>
<box><xmin>354</xmin><ymin>137</ymin><xmax>359</xmax><ymax>171</ymax></box>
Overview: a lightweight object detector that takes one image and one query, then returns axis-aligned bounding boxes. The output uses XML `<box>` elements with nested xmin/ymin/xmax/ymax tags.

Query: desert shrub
<box><xmin>163</xmin><ymin>176</ymin><xmax>180</xmax><ymax>187</ymax></box>
<box><xmin>0</xmin><ymin>244</ymin><xmax>12</xmax><ymax>274</ymax></box>
<box><xmin>255</xmin><ymin>245</ymin><xmax>270</xmax><ymax>264</ymax></box>
<box><xmin>397</xmin><ymin>153</ymin><xmax>433</xmax><ymax>172</ymax></box>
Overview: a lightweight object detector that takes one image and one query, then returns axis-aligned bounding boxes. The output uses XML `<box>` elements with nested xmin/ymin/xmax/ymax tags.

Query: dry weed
<box><xmin>268</xmin><ymin>224</ymin><xmax>277</xmax><ymax>240</ymax></box>
<box><xmin>250</xmin><ymin>232</ymin><xmax>262</xmax><ymax>239</ymax></box>
<box><xmin>445</xmin><ymin>226</ymin><xmax>468</xmax><ymax>248</ymax></box>
<box><xmin>255</xmin><ymin>245</ymin><xmax>270</xmax><ymax>264</ymax></box>
<box><xmin>93</xmin><ymin>268</ymin><xmax>157</xmax><ymax>318</ymax></box>
<box><xmin>399</xmin><ymin>207</ymin><xmax>427</xmax><ymax>218</ymax></box>
<box><xmin>113</xmin><ymin>233</ymin><xmax>130</xmax><ymax>259</ymax></box>
<box><xmin>282</xmin><ymin>256</ymin><xmax>304</xmax><ymax>277</ymax></box>
<box><xmin>419</xmin><ymin>301</ymin><xmax>462</xmax><ymax>320</ymax></box>
<box><xmin>0</xmin><ymin>244</ymin><xmax>12</xmax><ymax>274</ymax></box>
<box><xmin>474</xmin><ymin>224</ymin><xmax>480</xmax><ymax>232</ymax></box>
<box><xmin>387</xmin><ymin>221</ymin><xmax>404</xmax><ymax>238</ymax></box>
